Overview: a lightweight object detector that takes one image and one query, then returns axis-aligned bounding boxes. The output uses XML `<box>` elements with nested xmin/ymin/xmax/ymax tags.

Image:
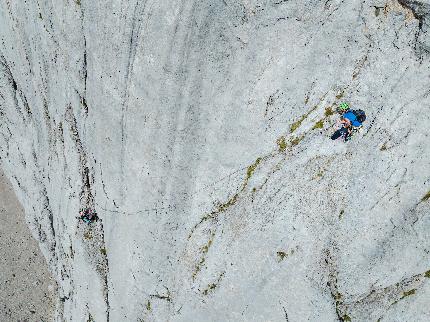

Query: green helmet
<box><xmin>338</xmin><ymin>102</ymin><xmax>349</xmax><ymax>111</ymax></box>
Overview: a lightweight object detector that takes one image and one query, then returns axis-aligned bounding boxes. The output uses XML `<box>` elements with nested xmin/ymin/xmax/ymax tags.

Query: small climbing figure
<box><xmin>331</xmin><ymin>103</ymin><xmax>366</xmax><ymax>142</ymax></box>
<box><xmin>78</xmin><ymin>208</ymin><xmax>98</xmax><ymax>224</ymax></box>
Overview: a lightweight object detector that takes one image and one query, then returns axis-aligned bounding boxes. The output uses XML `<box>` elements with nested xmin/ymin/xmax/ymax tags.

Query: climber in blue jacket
<box><xmin>331</xmin><ymin>103</ymin><xmax>366</xmax><ymax>142</ymax></box>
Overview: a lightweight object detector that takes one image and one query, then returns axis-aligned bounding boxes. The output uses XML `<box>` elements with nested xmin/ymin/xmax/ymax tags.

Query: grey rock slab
<box><xmin>0</xmin><ymin>0</ymin><xmax>430</xmax><ymax>321</ymax></box>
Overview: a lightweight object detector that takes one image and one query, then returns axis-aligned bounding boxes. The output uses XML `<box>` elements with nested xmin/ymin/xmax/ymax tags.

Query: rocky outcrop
<box><xmin>398</xmin><ymin>0</ymin><xmax>430</xmax><ymax>55</ymax></box>
<box><xmin>1</xmin><ymin>0</ymin><xmax>430</xmax><ymax>321</ymax></box>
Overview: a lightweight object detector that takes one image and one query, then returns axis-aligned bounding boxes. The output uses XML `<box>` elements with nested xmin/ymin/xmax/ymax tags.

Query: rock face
<box><xmin>1</xmin><ymin>0</ymin><xmax>430</xmax><ymax>321</ymax></box>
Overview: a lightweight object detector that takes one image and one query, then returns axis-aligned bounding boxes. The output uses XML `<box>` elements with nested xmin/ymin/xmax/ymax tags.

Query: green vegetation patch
<box><xmin>192</xmin><ymin>257</ymin><xmax>205</xmax><ymax>280</ymax></box>
<box><xmin>247</xmin><ymin>157</ymin><xmax>262</xmax><ymax>180</ymax></box>
<box><xmin>290</xmin><ymin>120</ymin><xmax>302</xmax><ymax>133</ymax></box>
<box><xmin>146</xmin><ymin>300</ymin><xmax>151</xmax><ymax>311</ymax></box>
<box><xmin>312</xmin><ymin>119</ymin><xmax>324</xmax><ymax>130</ymax></box>
<box><xmin>291</xmin><ymin>135</ymin><xmax>304</xmax><ymax>146</ymax></box>
<box><xmin>401</xmin><ymin>289</ymin><xmax>416</xmax><ymax>299</ymax></box>
<box><xmin>202</xmin><ymin>271</ymin><xmax>225</xmax><ymax>295</ymax></box>
<box><xmin>219</xmin><ymin>156</ymin><xmax>262</xmax><ymax>213</ymax></box>
<box><xmin>425</xmin><ymin>270</ymin><xmax>430</xmax><ymax>278</ymax></box>
<box><xmin>290</xmin><ymin>114</ymin><xmax>307</xmax><ymax>133</ymax></box>
<box><xmin>421</xmin><ymin>190</ymin><xmax>430</xmax><ymax>202</ymax></box>
<box><xmin>290</xmin><ymin>104</ymin><xmax>319</xmax><ymax>133</ymax></box>
<box><xmin>217</xmin><ymin>193</ymin><xmax>239</xmax><ymax>213</ymax></box>
<box><xmin>277</xmin><ymin>136</ymin><xmax>287</xmax><ymax>152</ymax></box>
<box><xmin>324</xmin><ymin>106</ymin><xmax>334</xmax><ymax>117</ymax></box>
<box><xmin>100</xmin><ymin>248</ymin><xmax>107</xmax><ymax>256</ymax></box>
<box><xmin>201</xmin><ymin>239</ymin><xmax>213</xmax><ymax>254</ymax></box>
<box><xmin>190</xmin><ymin>156</ymin><xmax>265</xmax><ymax>241</ymax></box>
<box><xmin>202</xmin><ymin>283</ymin><xmax>217</xmax><ymax>295</ymax></box>
<box><xmin>193</xmin><ymin>232</ymin><xmax>216</xmax><ymax>280</ymax></box>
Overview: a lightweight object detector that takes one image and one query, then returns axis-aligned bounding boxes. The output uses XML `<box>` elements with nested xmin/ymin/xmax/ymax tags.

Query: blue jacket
<box><xmin>343</xmin><ymin>111</ymin><xmax>362</xmax><ymax>127</ymax></box>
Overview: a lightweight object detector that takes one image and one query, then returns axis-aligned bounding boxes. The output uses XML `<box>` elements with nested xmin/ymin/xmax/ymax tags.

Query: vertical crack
<box><xmin>324</xmin><ymin>249</ymin><xmax>350</xmax><ymax>322</ymax></box>
<box><xmin>0</xmin><ymin>55</ymin><xmax>26</xmax><ymax>121</ymax></box>
<box><xmin>81</xmin><ymin>34</ymin><xmax>88</xmax><ymax>114</ymax></box>
<box><xmin>64</xmin><ymin>105</ymin><xmax>94</xmax><ymax>207</ymax></box>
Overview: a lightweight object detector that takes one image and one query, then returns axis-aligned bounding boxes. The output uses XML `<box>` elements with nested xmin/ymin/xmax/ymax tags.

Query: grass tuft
<box><xmin>421</xmin><ymin>191</ymin><xmax>430</xmax><ymax>202</ymax></box>
<box><xmin>312</xmin><ymin>119</ymin><xmax>324</xmax><ymax>130</ymax></box>
<box><xmin>324</xmin><ymin>106</ymin><xmax>334</xmax><ymax>117</ymax></box>
<box><xmin>247</xmin><ymin>157</ymin><xmax>262</xmax><ymax>179</ymax></box>
<box><xmin>291</xmin><ymin>135</ymin><xmax>304</xmax><ymax>146</ymax></box>
<box><xmin>277</xmin><ymin>136</ymin><xmax>287</xmax><ymax>152</ymax></box>
<box><xmin>401</xmin><ymin>289</ymin><xmax>416</xmax><ymax>299</ymax></box>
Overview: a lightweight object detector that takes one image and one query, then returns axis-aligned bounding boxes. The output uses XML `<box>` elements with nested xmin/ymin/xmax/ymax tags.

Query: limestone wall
<box><xmin>0</xmin><ymin>1</ymin><xmax>430</xmax><ymax>321</ymax></box>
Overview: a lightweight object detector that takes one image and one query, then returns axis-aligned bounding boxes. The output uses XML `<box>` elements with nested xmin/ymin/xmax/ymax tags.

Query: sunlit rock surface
<box><xmin>1</xmin><ymin>0</ymin><xmax>430</xmax><ymax>321</ymax></box>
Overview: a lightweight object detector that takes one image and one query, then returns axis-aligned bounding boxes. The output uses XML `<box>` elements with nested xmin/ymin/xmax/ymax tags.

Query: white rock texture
<box><xmin>1</xmin><ymin>0</ymin><xmax>430</xmax><ymax>321</ymax></box>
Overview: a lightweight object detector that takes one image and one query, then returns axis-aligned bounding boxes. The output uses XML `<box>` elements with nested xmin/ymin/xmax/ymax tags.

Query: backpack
<box><xmin>352</xmin><ymin>109</ymin><xmax>366</xmax><ymax>123</ymax></box>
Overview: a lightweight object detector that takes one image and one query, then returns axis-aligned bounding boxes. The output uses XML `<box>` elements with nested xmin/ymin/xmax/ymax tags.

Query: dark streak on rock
<box><xmin>0</xmin><ymin>55</ymin><xmax>26</xmax><ymax>121</ymax></box>
<box><xmin>398</xmin><ymin>0</ymin><xmax>427</xmax><ymax>30</ymax></box>
<box><xmin>149</xmin><ymin>286</ymin><xmax>172</xmax><ymax>303</ymax></box>
<box><xmin>397</xmin><ymin>0</ymin><xmax>430</xmax><ymax>59</ymax></box>
<box><xmin>64</xmin><ymin>105</ymin><xmax>94</xmax><ymax>208</ymax></box>
<box><xmin>80</xmin><ymin>4</ymin><xmax>88</xmax><ymax>115</ymax></box>
<box><xmin>324</xmin><ymin>249</ymin><xmax>347</xmax><ymax>321</ymax></box>
<box><xmin>281</xmin><ymin>305</ymin><xmax>289</xmax><ymax>321</ymax></box>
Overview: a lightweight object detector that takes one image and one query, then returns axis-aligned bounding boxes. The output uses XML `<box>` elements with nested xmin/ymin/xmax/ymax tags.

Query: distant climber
<box><xmin>331</xmin><ymin>103</ymin><xmax>366</xmax><ymax>142</ymax></box>
<box><xmin>78</xmin><ymin>208</ymin><xmax>98</xmax><ymax>224</ymax></box>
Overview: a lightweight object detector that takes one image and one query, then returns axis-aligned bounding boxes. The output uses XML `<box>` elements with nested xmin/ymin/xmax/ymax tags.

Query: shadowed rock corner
<box><xmin>0</xmin><ymin>168</ymin><xmax>56</xmax><ymax>322</ymax></box>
